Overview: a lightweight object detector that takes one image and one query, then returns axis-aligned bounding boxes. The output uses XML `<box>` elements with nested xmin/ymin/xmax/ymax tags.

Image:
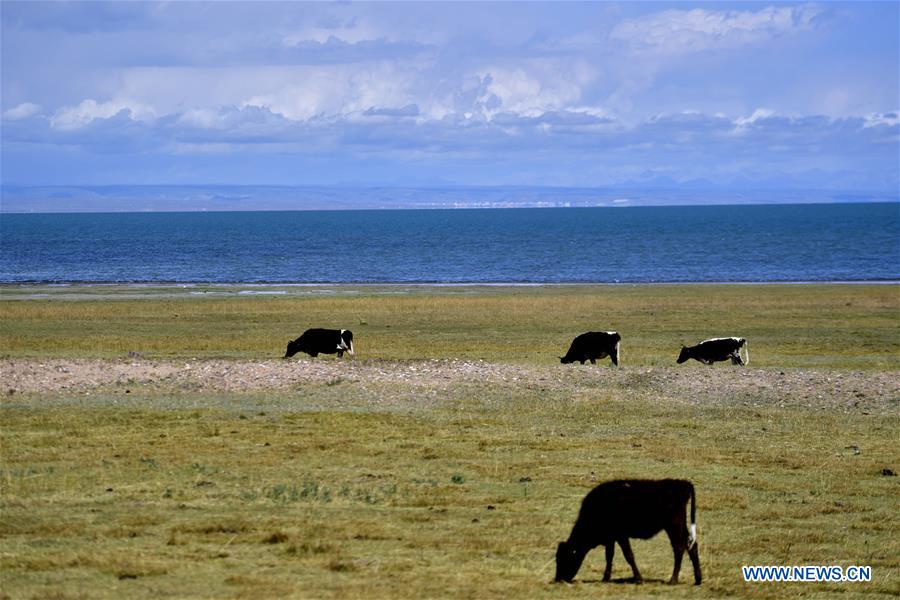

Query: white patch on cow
<box><xmin>606</xmin><ymin>331</ymin><xmax>617</xmax><ymax>336</ymax></box>
<box><xmin>338</xmin><ymin>329</ymin><xmax>354</xmax><ymax>355</ymax></box>
<box><xmin>688</xmin><ymin>523</ymin><xmax>697</xmax><ymax>548</ymax></box>
<box><xmin>614</xmin><ymin>340</ymin><xmax>621</xmax><ymax>363</ymax></box>
<box><xmin>700</xmin><ymin>336</ymin><xmax>741</xmax><ymax>344</ymax></box>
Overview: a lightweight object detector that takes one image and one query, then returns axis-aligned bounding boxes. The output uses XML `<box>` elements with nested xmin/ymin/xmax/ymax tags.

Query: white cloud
<box><xmin>176</xmin><ymin>108</ymin><xmax>225</xmax><ymax>129</ymax></box>
<box><xmin>611</xmin><ymin>4</ymin><xmax>822</xmax><ymax>54</ymax></box>
<box><xmin>281</xmin><ymin>20</ymin><xmax>383</xmax><ymax>47</ymax></box>
<box><xmin>473</xmin><ymin>61</ymin><xmax>594</xmax><ymax>119</ymax></box>
<box><xmin>50</xmin><ymin>98</ymin><xmax>156</xmax><ymax>130</ymax></box>
<box><xmin>2</xmin><ymin>102</ymin><xmax>42</xmax><ymax>120</ymax></box>
<box><xmin>864</xmin><ymin>112</ymin><xmax>899</xmax><ymax>128</ymax></box>
<box><xmin>735</xmin><ymin>108</ymin><xmax>776</xmax><ymax>126</ymax></box>
<box><xmin>241</xmin><ymin>64</ymin><xmax>415</xmax><ymax>122</ymax></box>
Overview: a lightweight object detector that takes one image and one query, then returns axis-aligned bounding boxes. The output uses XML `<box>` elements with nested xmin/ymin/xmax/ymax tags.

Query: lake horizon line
<box><xmin>1</xmin><ymin>184</ymin><xmax>896</xmax><ymax>214</ymax></box>
<box><xmin>3</xmin><ymin>199</ymin><xmax>898</xmax><ymax>216</ymax></box>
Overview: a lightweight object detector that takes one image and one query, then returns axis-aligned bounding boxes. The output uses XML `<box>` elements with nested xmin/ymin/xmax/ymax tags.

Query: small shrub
<box><xmin>327</xmin><ymin>559</ymin><xmax>358</xmax><ymax>572</ymax></box>
<box><xmin>285</xmin><ymin>541</ymin><xmax>334</xmax><ymax>556</ymax></box>
<box><xmin>262</xmin><ymin>531</ymin><xmax>289</xmax><ymax>544</ymax></box>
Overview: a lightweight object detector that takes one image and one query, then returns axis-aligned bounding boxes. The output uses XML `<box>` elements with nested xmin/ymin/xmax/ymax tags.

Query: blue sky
<box><xmin>1</xmin><ymin>1</ymin><xmax>898</xmax><ymax>192</ymax></box>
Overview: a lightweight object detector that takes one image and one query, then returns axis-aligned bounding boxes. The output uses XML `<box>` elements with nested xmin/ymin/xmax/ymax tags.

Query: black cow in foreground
<box><xmin>284</xmin><ymin>328</ymin><xmax>354</xmax><ymax>358</ymax></box>
<box><xmin>555</xmin><ymin>479</ymin><xmax>701</xmax><ymax>586</ymax></box>
<box><xmin>677</xmin><ymin>337</ymin><xmax>748</xmax><ymax>366</ymax></box>
<box><xmin>560</xmin><ymin>331</ymin><xmax>621</xmax><ymax>366</ymax></box>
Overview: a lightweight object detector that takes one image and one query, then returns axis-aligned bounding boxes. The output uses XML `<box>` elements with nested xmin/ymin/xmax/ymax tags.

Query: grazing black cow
<box><xmin>677</xmin><ymin>337</ymin><xmax>748</xmax><ymax>366</ymax></box>
<box><xmin>284</xmin><ymin>328</ymin><xmax>354</xmax><ymax>358</ymax></box>
<box><xmin>555</xmin><ymin>479</ymin><xmax>701</xmax><ymax>586</ymax></box>
<box><xmin>560</xmin><ymin>331</ymin><xmax>621</xmax><ymax>366</ymax></box>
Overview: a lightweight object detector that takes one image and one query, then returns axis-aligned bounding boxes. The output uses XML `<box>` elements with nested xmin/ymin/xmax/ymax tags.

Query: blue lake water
<box><xmin>1</xmin><ymin>204</ymin><xmax>898</xmax><ymax>283</ymax></box>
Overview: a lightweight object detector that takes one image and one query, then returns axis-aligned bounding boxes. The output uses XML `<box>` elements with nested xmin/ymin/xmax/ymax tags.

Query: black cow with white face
<box><xmin>555</xmin><ymin>479</ymin><xmax>701</xmax><ymax>586</ymax></box>
<box><xmin>677</xmin><ymin>337</ymin><xmax>748</xmax><ymax>366</ymax></box>
<box><xmin>284</xmin><ymin>328</ymin><xmax>354</xmax><ymax>359</ymax></box>
<box><xmin>560</xmin><ymin>331</ymin><xmax>621</xmax><ymax>366</ymax></box>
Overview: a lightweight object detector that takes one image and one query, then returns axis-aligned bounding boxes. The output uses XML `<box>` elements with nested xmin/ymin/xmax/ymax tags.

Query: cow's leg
<box><xmin>337</xmin><ymin>350</ymin><xmax>344</xmax><ymax>358</ymax></box>
<box><xmin>688</xmin><ymin>540</ymin><xmax>702</xmax><ymax>585</ymax></box>
<box><xmin>731</xmin><ymin>352</ymin><xmax>744</xmax><ymax>366</ymax></box>
<box><xmin>580</xmin><ymin>359</ymin><xmax>586</xmax><ymax>364</ymax></box>
<box><xmin>589</xmin><ymin>358</ymin><xmax>596</xmax><ymax>365</ymax></box>
<box><xmin>309</xmin><ymin>352</ymin><xmax>318</xmax><ymax>358</ymax></box>
<box><xmin>665</xmin><ymin>524</ymin><xmax>686</xmax><ymax>584</ymax></box>
<box><xmin>602</xmin><ymin>543</ymin><xmax>615</xmax><ymax>581</ymax></box>
<box><xmin>618</xmin><ymin>538</ymin><xmax>642</xmax><ymax>583</ymax></box>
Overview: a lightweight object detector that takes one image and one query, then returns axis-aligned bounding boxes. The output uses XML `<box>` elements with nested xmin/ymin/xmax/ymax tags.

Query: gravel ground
<box><xmin>2</xmin><ymin>358</ymin><xmax>898</xmax><ymax>414</ymax></box>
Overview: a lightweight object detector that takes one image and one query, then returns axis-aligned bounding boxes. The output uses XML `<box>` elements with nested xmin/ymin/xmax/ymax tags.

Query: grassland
<box><xmin>1</xmin><ymin>285</ymin><xmax>898</xmax><ymax>599</ymax></box>
<box><xmin>1</xmin><ymin>284</ymin><xmax>898</xmax><ymax>368</ymax></box>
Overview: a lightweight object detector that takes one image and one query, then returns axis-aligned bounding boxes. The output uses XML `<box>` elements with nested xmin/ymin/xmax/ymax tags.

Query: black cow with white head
<box><xmin>560</xmin><ymin>331</ymin><xmax>621</xmax><ymax>366</ymax></box>
<box><xmin>677</xmin><ymin>337</ymin><xmax>748</xmax><ymax>366</ymax></box>
<box><xmin>284</xmin><ymin>328</ymin><xmax>354</xmax><ymax>359</ymax></box>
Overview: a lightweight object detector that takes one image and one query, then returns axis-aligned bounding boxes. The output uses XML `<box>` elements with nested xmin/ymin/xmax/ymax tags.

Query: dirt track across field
<box><xmin>2</xmin><ymin>358</ymin><xmax>897</xmax><ymax>415</ymax></box>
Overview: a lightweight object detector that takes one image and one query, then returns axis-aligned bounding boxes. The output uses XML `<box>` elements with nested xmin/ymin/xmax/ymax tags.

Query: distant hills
<box><xmin>1</xmin><ymin>185</ymin><xmax>896</xmax><ymax>213</ymax></box>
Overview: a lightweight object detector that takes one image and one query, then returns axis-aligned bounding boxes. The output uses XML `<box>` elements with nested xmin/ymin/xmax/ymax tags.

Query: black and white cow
<box><xmin>284</xmin><ymin>328</ymin><xmax>354</xmax><ymax>359</ymax></box>
<box><xmin>560</xmin><ymin>331</ymin><xmax>621</xmax><ymax>366</ymax></box>
<box><xmin>677</xmin><ymin>337</ymin><xmax>748</xmax><ymax>366</ymax></box>
<box><xmin>555</xmin><ymin>479</ymin><xmax>701</xmax><ymax>586</ymax></box>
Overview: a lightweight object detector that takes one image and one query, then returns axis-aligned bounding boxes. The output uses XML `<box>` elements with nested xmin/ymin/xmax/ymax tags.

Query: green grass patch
<box><xmin>1</xmin><ymin>284</ymin><xmax>898</xmax><ymax>368</ymax></box>
<box><xmin>1</xmin><ymin>386</ymin><xmax>897</xmax><ymax>598</ymax></box>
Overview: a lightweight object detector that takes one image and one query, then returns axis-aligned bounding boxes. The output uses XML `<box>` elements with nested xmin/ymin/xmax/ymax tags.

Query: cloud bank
<box><xmin>1</xmin><ymin>1</ymin><xmax>897</xmax><ymax>192</ymax></box>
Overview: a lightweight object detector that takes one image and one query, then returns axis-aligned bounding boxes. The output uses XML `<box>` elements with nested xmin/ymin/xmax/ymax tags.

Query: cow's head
<box><xmin>559</xmin><ymin>355</ymin><xmax>574</xmax><ymax>364</ymax></box>
<box><xmin>676</xmin><ymin>346</ymin><xmax>691</xmax><ymax>364</ymax></box>
<box><xmin>284</xmin><ymin>338</ymin><xmax>303</xmax><ymax>358</ymax></box>
<box><xmin>554</xmin><ymin>540</ymin><xmax>586</xmax><ymax>582</ymax></box>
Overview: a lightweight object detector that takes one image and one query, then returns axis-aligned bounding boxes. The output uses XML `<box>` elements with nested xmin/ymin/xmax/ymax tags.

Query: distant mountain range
<box><xmin>1</xmin><ymin>185</ymin><xmax>896</xmax><ymax>213</ymax></box>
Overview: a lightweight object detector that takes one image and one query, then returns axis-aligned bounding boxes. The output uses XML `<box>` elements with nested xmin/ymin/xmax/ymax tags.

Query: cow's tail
<box><xmin>741</xmin><ymin>339</ymin><xmax>749</xmax><ymax>366</ymax></box>
<box><xmin>687</xmin><ymin>482</ymin><xmax>697</xmax><ymax>549</ymax></box>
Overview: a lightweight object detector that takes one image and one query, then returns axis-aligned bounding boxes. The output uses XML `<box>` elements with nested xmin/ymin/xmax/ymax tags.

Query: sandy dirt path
<box><xmin>2</xmin><ymin>358</ymin><xmax>897</xmax><ymax>414</ymax></box>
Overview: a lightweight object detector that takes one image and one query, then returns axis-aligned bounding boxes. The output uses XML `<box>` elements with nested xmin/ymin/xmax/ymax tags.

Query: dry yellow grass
<box><xmin>2</xmin><ymin>386</ymin><xmax>897</xmax><ymax>599</ymax></box>
<box><xmin>1</xmin><ymin>284</ymin><xmax>898</xmax><ymax>368</ymax></box>
<box><xmin>1</xmin><ymin>285</ymin><xmax>898</xmax><ymax>598</ymax></box>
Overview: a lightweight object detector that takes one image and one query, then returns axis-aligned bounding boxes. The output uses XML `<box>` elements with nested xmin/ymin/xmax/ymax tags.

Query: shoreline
<box><xmin>2</xmin><ymin>280</ymin><xmax>898</xmax><ymax>301</ymax></box>
<box><xmin>2</xmin><ymin>280</ymin><xmax>898</xmax><ymax>288</ymax></box>
<box><xmin>0</xmin><ymin>279</ymin><xmax>897</xmax><ymax>301</ymax></box>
